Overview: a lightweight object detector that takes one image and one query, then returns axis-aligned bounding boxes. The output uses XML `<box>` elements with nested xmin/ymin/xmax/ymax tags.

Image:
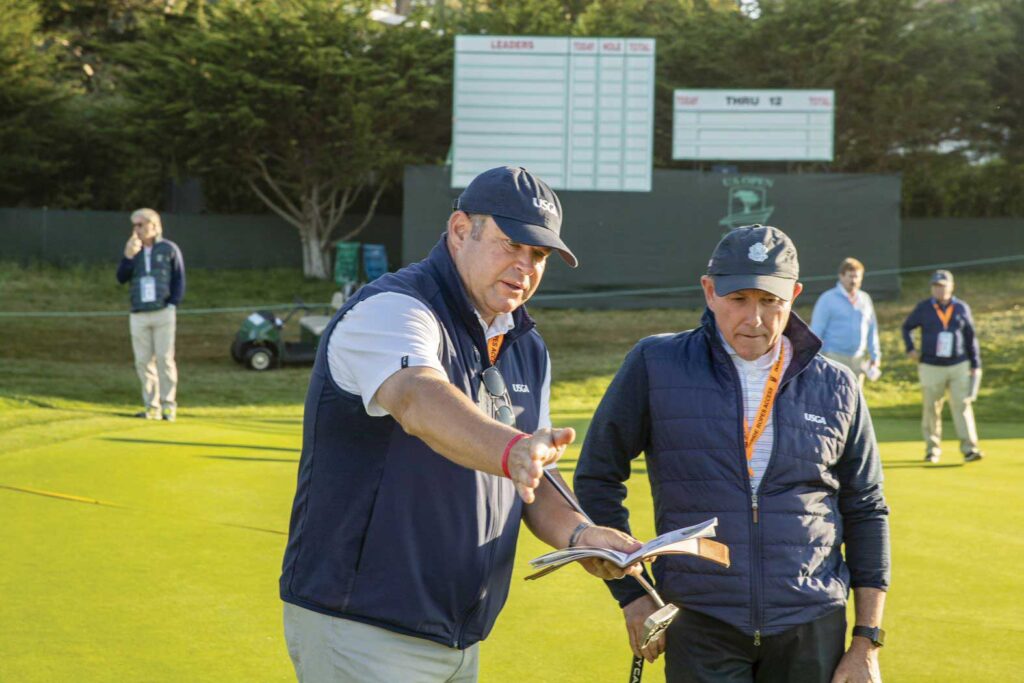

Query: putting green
<box><xmin>1</xmin><ymin>412</ymin><xmax>1021</xmax><ymax>682</ymax></box>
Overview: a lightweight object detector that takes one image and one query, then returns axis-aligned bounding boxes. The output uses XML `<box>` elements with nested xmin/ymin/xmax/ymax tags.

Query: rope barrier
<box><xmin>1</xmin><ymin>253</ymin><xmax>1021</xmax><ymax>316</ymax></box>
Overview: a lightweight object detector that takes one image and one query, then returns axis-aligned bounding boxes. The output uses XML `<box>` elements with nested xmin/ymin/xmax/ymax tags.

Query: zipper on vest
<box><xmin>750</xmin><ymin>499</ymin><xmax>764</xmax><ymax>646</ymax></box>
<box><xmin>751</xmin><ymin>493</ymin><xmax>759</xmax><ymax>524</ymax></box>
<box><xmin>453</xmin><ymin>600</ymin><xmax>482</xmax><ymax>649</ymax></box>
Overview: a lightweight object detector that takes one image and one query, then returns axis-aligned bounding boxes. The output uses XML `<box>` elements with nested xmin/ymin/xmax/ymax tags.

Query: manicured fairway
<box><xmin>2</xmin><ymin>404</ymin><xmax>1021</xmax><ymax>682</ymax></box>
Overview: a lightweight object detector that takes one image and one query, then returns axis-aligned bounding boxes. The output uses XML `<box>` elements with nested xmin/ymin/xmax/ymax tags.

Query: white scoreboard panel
<box><xmin>672</xmin><ymin>89</ymin><xmax>835</xmax><ymax>162</ymax></box>
<box><xmin>452</xmin><ymin>35</ymin><xmax>655</xmax><ymax>191</ymax></box>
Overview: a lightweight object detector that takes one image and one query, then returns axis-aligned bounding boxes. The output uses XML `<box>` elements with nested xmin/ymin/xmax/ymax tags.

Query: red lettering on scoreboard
<box><xmin>809</xmin><ymin>96</ymin><xmax>832</xmax><ymax>107</ymax></box>
<box><xmin>603</xmin><ymin>41</ymin><xmax>622</xmax><ymax>51</ymax></box>
<box><xmin>629</xmin><ymin>43</ymin><xmax>652</xmax><ymax>53</ymax></box>
<box><xmin>491</xmin><ymin>40</ymin><xmax>535</xmax><ymax>50</ymax></box>
<box><xmin>676</xmin><ymin>95</ymin><xmax>699</xmax><ymax>106</ymax></box>
<box><xmin>574</xmin><ymin>41</ymin><xmax>596</xmax><ymax>51</ymax></box>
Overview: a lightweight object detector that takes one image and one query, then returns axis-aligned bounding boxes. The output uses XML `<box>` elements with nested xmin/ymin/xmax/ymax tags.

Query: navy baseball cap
<box><xmin>453</xmin><ymin>166</ymin><xmax>578</xmax><ymax>267</ymax></box>
<box><xmin>706</xmin><ymin>225</ymin><xmax>800</xmax><ymax>300</ymax></box>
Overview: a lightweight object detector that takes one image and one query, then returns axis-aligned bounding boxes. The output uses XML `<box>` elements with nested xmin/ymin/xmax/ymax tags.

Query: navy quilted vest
<box><xmin>280</xmin><ymin>237</ymin><xmax>548</xmax><ymax>649</ymax></box>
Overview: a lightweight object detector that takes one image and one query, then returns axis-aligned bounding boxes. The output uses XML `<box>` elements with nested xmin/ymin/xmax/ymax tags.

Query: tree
<box><xmin>737</xmin><ymin>0</ymin><xmax>1006</xmax><ymax>173</ymax></box>
<box><xmin>0</xmin><ymin>0</ymin><xmax>72</xmax><ymax>205</ymax></box>
<box><xmin>991</xmin><ymin>0</ymin><xmax>1024</xmax><ymax>163</ymax></box>
<box><xmin>117</xmin><ymin>0</ymin><xmax>451</xmax><ymax>278</ymax></box>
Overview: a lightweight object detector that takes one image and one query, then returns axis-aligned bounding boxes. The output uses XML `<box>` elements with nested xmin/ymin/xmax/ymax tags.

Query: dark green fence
<box><xmin>0</xmin><ymin>208</ymin><xmax>401</xmax><ymax>271</ymax></box>
<box><xmin>403</xmin><ymin>166</ymin><xmax>904</xmax><ymax>307</ymax></box>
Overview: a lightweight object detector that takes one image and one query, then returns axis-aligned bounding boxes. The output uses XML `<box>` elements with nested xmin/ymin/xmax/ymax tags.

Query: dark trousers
<box><xmin>664</xmin><ymin>607</ymin><xmax>846</xmax><ymax>683</ymax></box>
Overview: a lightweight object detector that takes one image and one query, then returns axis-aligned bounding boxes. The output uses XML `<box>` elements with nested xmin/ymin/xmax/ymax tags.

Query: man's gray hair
<box><xmin>132</xmin><ymin>208</ymin><xmax>163</xmax><ymax>237</ymax></box>
<box><xmin>467</xmin><ymin>213</ymin><xmax>488</xmax><ymax>239</ymax></box>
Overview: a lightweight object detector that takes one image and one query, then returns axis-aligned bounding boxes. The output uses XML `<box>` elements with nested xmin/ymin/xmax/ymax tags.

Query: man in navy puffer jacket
<box><xmin>576</xmin><ymin>226</ymin><xmax>890</xmax><ymax>683</ymax></box>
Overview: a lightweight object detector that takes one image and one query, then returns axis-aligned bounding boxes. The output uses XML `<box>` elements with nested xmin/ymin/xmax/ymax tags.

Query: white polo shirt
<box><xmin>327</xmin><ymin>292</ymin><xmax>552</xmax><ymax>427</ymax></box>
<box><xmin>719</xmin><ymin>333</ymin><xmax>793</xmax><ymax>493</ymax></box>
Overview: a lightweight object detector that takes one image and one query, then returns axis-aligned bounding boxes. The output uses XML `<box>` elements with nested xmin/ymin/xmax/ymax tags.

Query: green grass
<box><xmin>2</xmin><ymin>263</ymin><xmax>1023</xmax><ymax>681</ymax></box>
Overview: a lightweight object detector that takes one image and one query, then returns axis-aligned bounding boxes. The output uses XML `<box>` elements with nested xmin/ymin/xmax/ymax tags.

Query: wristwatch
<box><xmin>852</xmin><ymin>625</ymin><xmax>885</xmax><ymax>647</ymax></box>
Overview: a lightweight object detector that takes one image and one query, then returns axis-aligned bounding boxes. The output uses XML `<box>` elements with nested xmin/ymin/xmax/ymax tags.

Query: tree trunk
<box><xmin>299</xmin><ymin>229</ymin><xmax>331</xmax><ymax>280</ymax></box>
<box><xmin>246</xmin><ymin>170</ymin><xmax>384</xmax><ymax>280</ymax></box>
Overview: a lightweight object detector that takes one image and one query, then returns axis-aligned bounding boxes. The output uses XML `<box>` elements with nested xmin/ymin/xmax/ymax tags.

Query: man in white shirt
<box><xmin>280</xmin><ymin>166</ymin><xmax>643</xmax><ymax>682</ymax></box>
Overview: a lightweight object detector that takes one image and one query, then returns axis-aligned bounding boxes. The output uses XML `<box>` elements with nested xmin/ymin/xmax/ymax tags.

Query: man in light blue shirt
<box><xmin>810</xmin><ymin>257</ymin><xmax>880</xmax><ymax>385</ymax></box>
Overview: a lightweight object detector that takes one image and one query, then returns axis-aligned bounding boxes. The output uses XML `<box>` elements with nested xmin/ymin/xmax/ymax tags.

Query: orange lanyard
<box><xmin>743</xmin><ymin>348</ymin><xmax>786</xmax><ymax>476</ymax></box>
<box><xmin>933</xmin><ymin>302</ymin><xmax>954</xmax><ymax>330</ymax></box>
<box><xmin>487</xmin><ymin>334</ymin><xmax>505</xmax><ymax>365</ymax></box>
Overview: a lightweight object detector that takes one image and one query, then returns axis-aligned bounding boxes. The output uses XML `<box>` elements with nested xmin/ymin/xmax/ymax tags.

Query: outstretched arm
<box><xmin>375</xmin><ymin>367</ymin><xmax>569</xmax><ymax>503</ymax></box>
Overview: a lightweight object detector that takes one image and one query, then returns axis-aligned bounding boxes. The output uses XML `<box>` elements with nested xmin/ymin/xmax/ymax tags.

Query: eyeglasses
<box><xmin>481</xmin><ymin>366</ymin><xmax>516</xmax><ymax>427</ymax></box>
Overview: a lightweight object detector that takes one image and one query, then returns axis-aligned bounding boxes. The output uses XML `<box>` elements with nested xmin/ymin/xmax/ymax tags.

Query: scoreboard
<box><xmin>452</xmin><ymin>35</ymin><xmax>656</xmax><ymax>191</ymax></box>
<box><xmin>672</xmin><ymin>89</ymin><xmax>835</xmax><ymax>162</ymax></box>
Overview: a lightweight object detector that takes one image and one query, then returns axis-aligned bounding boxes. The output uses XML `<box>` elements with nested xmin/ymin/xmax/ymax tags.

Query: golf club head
<box><xmin>640</xmin><ymin>603</ymin><xmax>679</xmax><ymax>648</ymax></box>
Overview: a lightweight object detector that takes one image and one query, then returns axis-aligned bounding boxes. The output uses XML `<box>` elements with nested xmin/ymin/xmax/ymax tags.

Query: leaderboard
<box><xmin>452</xmin><ymin>35</ymin><xmax>656</xmax><ymax>191</ymax></box>
<box><xmin>672</xmin><ymin>89</ymin><xmax>835</xmax><ymax>162</ymax></box>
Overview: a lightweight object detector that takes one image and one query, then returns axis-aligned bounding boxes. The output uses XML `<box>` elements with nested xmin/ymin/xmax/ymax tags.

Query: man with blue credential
<box><xmin>280</xmin><ymin>166</ymin><xmax>642</xmax><ymax>682</ymax></box>
<box><xmin>810</xmin><ymin>257</ymin><xmax>881</xmax><ymax>386</ymax></box>
<box><xmin>576</xmin><ymin>225</ymin><xmax>890</xmax><ymax>683</ymax></box>
<box><xmin>116</xmin><ymin>208</ymin><xmax>185</xmax><ymax>422</ymax></box>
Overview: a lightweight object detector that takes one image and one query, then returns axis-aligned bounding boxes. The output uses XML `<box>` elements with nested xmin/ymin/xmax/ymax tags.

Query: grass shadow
<box><xmin>199</xmin><ymin>454</ymin><xmax>298</xmax><ymax>463</ymax></box>
<box><xmin>102</xmin><ymin>437</ymin><xmax>298</xmax><ymax>453</ymax></box>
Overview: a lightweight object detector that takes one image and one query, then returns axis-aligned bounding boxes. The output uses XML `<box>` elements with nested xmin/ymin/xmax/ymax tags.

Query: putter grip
<box><xmin>629</xmin><ymin>655</ymin><xmax>643</xmax><ymax>683</ymax></box>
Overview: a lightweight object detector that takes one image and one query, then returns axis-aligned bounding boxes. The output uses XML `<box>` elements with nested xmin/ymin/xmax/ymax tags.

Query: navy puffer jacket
<box><xmin>575</xmin><ymin>310</ymin><xmax>889</xmax><ymax>637</ymax></box>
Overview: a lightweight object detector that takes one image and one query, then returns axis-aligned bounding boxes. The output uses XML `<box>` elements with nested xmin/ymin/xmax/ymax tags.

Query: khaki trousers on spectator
<box><xmin>822</xmin><ymin>352</ymin><xmax>865</xmax><ymax>386</ymax></box>
<box><xmin>283</xmin><ymin>602</ymin><xmax>479</xmax><ymax>683</ymax></box>
<box><xmin>129</xmin><ymin>306</ymin><xmax>177</xmax><ymax>413</ymax></box>
<box><xmin>918</xmin><ymin>361</ymin><xmax>978</xmax><ymax>456</ymax></box>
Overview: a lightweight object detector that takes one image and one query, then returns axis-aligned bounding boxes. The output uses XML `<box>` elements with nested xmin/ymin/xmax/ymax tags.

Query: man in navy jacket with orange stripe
<box><xmin>901</xmin><ymin>269</ymin><xmax>983</xmax><ymax>463</ymax></box>
<box><xmin>576</xmin><ymin>226</ymin><xmax>890</xmax><ymax>683</ymax></box>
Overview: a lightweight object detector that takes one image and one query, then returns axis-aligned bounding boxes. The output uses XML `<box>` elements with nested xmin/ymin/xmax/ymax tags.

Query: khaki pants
<box><xmin>918</xmin><ymin>361</ymin><xmax>978</xmax><ymax>456</ymax></box>
<box><xmin>822</xmin><ymin>352</ymin><xmax>865</xmax><ymax>386</ymax></box>
<box><xmin>283</xmin><ymin>603</ymin><xmax>479</xmax><ymax>683</ymax></box>
<box><xmin>129</xmin><ymin>306</ymin><xmax>177</xmax><ymax>414</ymax></box>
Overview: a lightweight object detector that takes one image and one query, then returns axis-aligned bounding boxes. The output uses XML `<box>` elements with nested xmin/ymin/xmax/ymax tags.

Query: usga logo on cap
<box><xmin>748</xmin><ymin>243</ymin><xmax>769</xmax><ymax>263</ymax></box>
<box><xmin>533</xmin><ymin>198</ymin><xmax>558</xmax><ymax>218</ymax></box>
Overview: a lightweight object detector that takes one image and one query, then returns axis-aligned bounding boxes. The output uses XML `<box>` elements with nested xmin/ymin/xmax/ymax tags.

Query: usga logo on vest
<box><xmin>511</xmin><ymin>384</ymin><xmax>530</xmax><ymax>393</ymax></box>
<box><xmin>804</xmin><ymin>413</ymin><xmax>826</xmax><ymax>425</ymax></box>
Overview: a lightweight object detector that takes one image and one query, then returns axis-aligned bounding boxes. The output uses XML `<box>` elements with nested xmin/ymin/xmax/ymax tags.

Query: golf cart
<box><xmin>229</xmin><ymin>241</ymin><xmax>390</xmax><ymax>371</ymax></box>
<box><xmin>230</xmin><ymin>298</ymin><xmax>339</xmax><ymax>371</ymax></box>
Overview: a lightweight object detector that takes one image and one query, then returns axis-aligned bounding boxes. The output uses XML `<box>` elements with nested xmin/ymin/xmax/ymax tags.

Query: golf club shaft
<box><xmin>633</xmin><ymin>573</ymin><xmax>666</xmax><ymax>608</ymax></box>
<box><xmin>542</xmin><ymin>468</ymin><xmax>593</xmax><ymax>524</ymax></box>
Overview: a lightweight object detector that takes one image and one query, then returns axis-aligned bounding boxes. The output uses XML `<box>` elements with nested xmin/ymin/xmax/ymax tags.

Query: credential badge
<box><xmin>748</xmin><ymin>242</ymin><xmax>769</xmax><ymax>263</ymax></box>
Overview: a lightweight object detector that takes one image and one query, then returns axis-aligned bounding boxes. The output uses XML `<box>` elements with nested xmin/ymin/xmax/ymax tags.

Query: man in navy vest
<box><xmin>576</xmin><ymin>226</ymin><xmax>890</xmax><ymax>683</ymax></box>
<box><xmin>280</xmin><ymin>167</ymin><xmax>643</xmax><ymax>682</ymax></box>
<box><xmin>116</xmin><ymin>208</ymin><xmax>185</xmax><ymax>421</ymax></box>
<box><xmin>901</xmin><ymin>269</ymin><xmax>983</xmax><ymax>463</ymax></box>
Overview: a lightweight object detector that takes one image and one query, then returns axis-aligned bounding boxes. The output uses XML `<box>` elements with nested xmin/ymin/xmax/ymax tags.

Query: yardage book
<box><xmin>525</xmin><ymin>517</ymin><xmax>730</xmax><ymax>581</ymax></box>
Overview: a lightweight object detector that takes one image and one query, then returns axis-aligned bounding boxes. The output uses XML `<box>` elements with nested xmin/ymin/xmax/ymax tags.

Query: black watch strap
<box><xmin>852</xmin><ymin>625</ymin><xmax>885</xmax><ymax>647</ymax></box>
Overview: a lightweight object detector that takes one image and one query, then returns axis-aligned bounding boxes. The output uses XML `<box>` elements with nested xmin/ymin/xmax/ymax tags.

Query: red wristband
<box><xmin>501</xmin><ymin>433</ymin><xmax>528</xmax><ymax>479</ymax></box>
